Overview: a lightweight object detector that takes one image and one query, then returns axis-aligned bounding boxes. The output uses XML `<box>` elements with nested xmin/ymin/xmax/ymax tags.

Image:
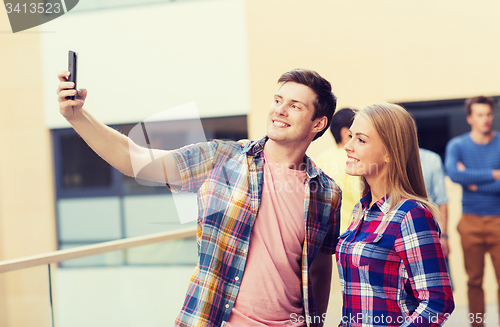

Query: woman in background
<box><xmin>336</xmin><ymin>103</ymin><xmax>454</xmax><ymax>326</ymax></box>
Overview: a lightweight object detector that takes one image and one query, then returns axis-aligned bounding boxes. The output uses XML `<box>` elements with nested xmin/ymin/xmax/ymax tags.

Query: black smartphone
<box><xmin>67</xmin><ymin>51</ymin><xmax>78</xmax><ymax>100</ymax></box>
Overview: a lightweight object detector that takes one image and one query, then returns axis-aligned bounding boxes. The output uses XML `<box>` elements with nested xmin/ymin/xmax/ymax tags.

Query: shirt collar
<box><xmin>242</xmin><ymin>136</ymin><xmax>324</xmax><ymax>187</ymax></box>
<box><xmin>242</xmin><ymin>136</ymin><xmax>268</xmax><ymax>155</ymax></box>
<box><xmin>360</xmin><ymin>192</ymin><xmax>391</xmax><ymax>215</ymax></box>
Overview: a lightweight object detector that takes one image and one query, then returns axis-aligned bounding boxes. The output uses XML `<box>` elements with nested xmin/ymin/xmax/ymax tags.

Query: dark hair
<box><xmin>330</xmin><ymin>108</ymin><xmax>357</xmax><ymax>144</ymax></box>
<box><xmin>464</xmin><ymin>96</ymin><xmax>495</xmax><ymax>116</ymax></box>
<box><xmin>278</xmin><ymin>68</ymin><xmax>337</xmax><ymax>141</ymax></box>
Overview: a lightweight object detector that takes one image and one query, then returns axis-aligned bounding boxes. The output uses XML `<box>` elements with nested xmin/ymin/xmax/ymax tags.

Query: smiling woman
<box><xmin>344</xmin><ymin>114</ymin><xmax>388</xmax><ymax>186</ymax></box>
<box><xmin>336</xmin><ymin>103</ymin><xmax>455</xmax><ymax>327</ymax></box>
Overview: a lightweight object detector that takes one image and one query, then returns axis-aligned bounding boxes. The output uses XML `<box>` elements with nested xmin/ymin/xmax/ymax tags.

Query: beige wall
<box><xmin>0</xmin><ymin>10</ymin><xmax>56</xmax><ymax>327</ymax></box>
<box><xmin>245</xmin><ymin>0</ymin><xmax>500</xmax><ymax>157</ymax></box>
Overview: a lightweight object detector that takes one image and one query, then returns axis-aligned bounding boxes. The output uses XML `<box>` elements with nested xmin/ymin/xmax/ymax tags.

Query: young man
<box><xmin>57</xmin><ymin>68</ymin><xmax>341</xmax><ymax>327</ymax></box>
<box><xmin>445</xmin><ymin>96</ymin><xmax>500</xmax><ymax>327</ymax></box>
<box><xmin>315</xmin><ymin>108</ymin><xmax>360</xmax><ymax>232</ymax></box>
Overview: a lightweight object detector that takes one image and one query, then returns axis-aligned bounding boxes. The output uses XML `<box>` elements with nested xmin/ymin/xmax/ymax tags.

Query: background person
<box><xmin>419</xmin><ymin>148</ymin><xmax>451</xmax><ymax>282</ymax></box>
<box><xmin>445</xmin><ymin>96</ymin><xmax>500</xmax><ymax>327</ymax></box>
<box><xmin>336</xmin><ymin>103</ymin><xmax>454</xmax><ymax>326</ymax></box>
<box><xmin>57</xmin><ymin>68</ymin><xmax>341</xmax><ymax>327</ymax></box>
<box><xmin>315</xmin><ymin>108</ymin><xmax>361</xmax><ymax>232</ymax></box>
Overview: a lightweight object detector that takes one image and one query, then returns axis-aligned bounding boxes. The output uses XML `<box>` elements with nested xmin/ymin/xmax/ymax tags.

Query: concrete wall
<box><xmin>245</xmin><ymin>0</ymin><xmax>500</xmax><ymax>157</ymax></box>
<box><xmin>0</xmin><ymin>13</ymin><xmax>56</xmax><ymax>327</ymax></box>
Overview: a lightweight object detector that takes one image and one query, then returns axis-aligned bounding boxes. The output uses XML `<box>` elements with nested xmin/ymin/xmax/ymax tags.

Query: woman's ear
<box><xmin>383</xmin><ymin>147</ymin><xmax>391</xmax><ymax>164</ymax></box>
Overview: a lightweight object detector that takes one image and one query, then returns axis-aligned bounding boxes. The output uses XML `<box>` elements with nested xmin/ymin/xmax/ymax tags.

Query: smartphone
<box><xmin>67</xmin><ymin>51</ymin><xmax>78</xmax><ymax>100</ymax></box>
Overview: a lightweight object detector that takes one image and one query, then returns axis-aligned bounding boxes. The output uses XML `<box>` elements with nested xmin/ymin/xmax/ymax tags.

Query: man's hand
<box><xmin>57</xmin><ymin>71</ymin><xmax>87</xmax><ymax>121</ymax></box>
<box><xmin>440</xmin><ymin>238</ymin><xmax>450</xmax><ymax>257</ymax></box>
<box><xmin>467</xmin><ymin>184</ymin><xmax>478</xmax><ymax>192</ymax></box>
<box><xmin>493</xmin><ymin>169</ymin><xmax>500</xmax><ymax>180</ymax></box>
<box><xmin>310</xmin><ymin>251</ymin><xmax>332</xmax><ymax>327</ymax></box>
<box><xmin>457</xmin><ymin>162</ymin><xmax>478</xmax><ymax>190</ymax></box>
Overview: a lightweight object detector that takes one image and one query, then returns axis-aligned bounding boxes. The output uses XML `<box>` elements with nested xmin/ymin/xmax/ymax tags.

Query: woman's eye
<box><xmin>358</xmin><ymin>138</ymin><xmax>365</xmax><ymax>143</ymax></box>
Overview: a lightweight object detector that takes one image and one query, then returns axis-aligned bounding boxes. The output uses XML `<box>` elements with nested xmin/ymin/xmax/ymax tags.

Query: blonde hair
<box><xmin>354</xmin><ymin>103</ymin><xmax>440</xmax><ymax>225</ymax></box>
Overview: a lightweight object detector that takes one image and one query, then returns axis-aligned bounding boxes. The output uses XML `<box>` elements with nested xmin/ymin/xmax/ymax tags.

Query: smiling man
<box><xmin>57</xmin><ymin>68</ymin><xmax>341</xmax><ymax>327</ymax></box>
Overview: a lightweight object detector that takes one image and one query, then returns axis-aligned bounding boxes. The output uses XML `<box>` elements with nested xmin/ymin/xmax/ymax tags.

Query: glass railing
<box><xmin>0</xmin><ymin>226</ymin><xmax>196</xmax><ymax>327</ymax></box>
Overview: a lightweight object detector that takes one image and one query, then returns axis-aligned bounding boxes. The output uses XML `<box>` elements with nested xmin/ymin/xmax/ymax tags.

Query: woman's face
<box><xmin>343</xmin><ymin>115</ymin><xmax>389</xmax><ymax>180</ymax></box>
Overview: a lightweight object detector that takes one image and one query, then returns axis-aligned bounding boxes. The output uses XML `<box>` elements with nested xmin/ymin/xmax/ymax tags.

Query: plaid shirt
<box><xmin>336</xmin><ymin>193</ymin><xmax>454</xmax><ymax>327</ymax></box>
<box><xmin>169</xmin><ymin>136</ymin><xmax>341</xmax><ymax>327</ymax></box>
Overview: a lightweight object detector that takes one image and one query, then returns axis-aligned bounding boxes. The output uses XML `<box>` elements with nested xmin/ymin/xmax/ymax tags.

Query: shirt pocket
<box><xmin>336</xmin><ymin>230</ymin><xmax>353</xmax><ymax>293</ymax></box>
<box><xmin>336</xmin><ymin>228</ymin><xmax>353</xmax><ymax>257</ymax></box>
<box><xmin>351</xmin><ymin>233</ymin><xmax>384</xmax><ymax>268</ymax></box>
<box><xmin>338</xmin><ymin>229</ymin><xmax>353</xmax><ymax>239</ymax></box>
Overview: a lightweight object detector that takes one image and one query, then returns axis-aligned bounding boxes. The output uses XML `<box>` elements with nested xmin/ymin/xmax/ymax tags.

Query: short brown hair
<box><xmin>464</xmin><ymin>96</ymin><xmax>495</xmax><ymax>116</ymax></box>
<box><xmin>278</xmin><ymin>69</ymin><xmax>337</xmax><ymax>141</ymax></box>
<box><xmin>330</xmin><ymin>108</ymin><xmax>357</xmax><ymax>144</ymax></box>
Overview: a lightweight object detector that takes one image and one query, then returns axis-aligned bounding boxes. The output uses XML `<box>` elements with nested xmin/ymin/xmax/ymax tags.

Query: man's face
<box><xmin>267</xmin><ymin>82</ymin><xmax>324</xmax><ymax>146</ymax></box>
<box><xmin>467</xmin><ymin>103</ymin><xmax>494</xmax><ymax>134</ymax></box>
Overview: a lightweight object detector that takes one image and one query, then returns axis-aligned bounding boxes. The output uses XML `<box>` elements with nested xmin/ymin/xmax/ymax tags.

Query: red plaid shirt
<box><xmin>336</xmin><ymin>193</ymin><xmax>454</xmax><ymax>326</ymax></box>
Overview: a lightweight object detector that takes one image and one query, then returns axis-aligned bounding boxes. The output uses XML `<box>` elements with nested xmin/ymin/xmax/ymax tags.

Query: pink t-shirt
<box><xmin>226</xmin><ymin>153</ymin><xmax>307</xmax><ymax>326</ymax></box>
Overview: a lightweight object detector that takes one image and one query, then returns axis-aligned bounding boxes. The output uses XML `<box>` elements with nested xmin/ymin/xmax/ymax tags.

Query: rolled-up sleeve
<box><xmin>167</xmin><ymin>140</ymin><xmax>218</xmax><ymax>193</ymax></box>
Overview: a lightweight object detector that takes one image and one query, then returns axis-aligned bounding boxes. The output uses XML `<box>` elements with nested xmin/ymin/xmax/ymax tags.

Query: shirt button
<box><xmin>225</xmin><ymin>304</ymin><xmax>230</xmax><ymax>309</ymax></box>
<box><xmin>235</xmin><ymin>277</ymin><xmax>239</xmax><ymax>281</ymax></box>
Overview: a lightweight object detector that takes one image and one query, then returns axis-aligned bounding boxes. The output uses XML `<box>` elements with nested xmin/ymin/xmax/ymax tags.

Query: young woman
<box><xmin>336</xmin><ymin>103</ymin><xmax>454</xmax><ymax>326</ymax></box>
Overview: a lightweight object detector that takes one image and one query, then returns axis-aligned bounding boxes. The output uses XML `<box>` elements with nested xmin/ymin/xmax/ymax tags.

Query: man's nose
<box><xmin>275</xmin><ymin>103</ymin><xmax>288</xmax><ymax>116</ymax></box>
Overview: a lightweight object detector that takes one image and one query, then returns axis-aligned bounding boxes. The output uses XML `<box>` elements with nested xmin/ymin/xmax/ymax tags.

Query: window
<box><xmin>52</xmin><ymin>115</ymin><xmax>248</xmax><ymax>267</ymax></box>
<box><xmin>398</xmin><ymin>97</ymin><xmax>500</xmax><ymax>161</ymax></box>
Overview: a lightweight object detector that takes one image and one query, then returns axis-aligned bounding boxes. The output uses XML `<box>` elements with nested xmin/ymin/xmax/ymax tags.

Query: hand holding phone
<box><xmin>57</xmin><ymin>51</ymin><xmax>87</xmax><ymax>121</ymax></box>
<box><xmin>66</xmin><ymin>51</ymin><xmax>77</xmax><ymax>100</ymax></box>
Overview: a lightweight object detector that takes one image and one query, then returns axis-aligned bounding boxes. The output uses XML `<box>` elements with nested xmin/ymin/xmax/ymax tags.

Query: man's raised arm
<box><xmin>56</xmin><ymin>71</ymin><xmax>180</xmax><ymax>184</ymax></box>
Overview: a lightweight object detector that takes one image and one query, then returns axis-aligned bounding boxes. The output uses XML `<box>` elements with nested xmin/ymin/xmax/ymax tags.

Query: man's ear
<box><xmin>340</xmin><ymin>127</ymin><xmax>350</xmax><ymax>143</ymax></box>
<box><xmin>313</xmin><ymin>116</ymin><xmax>328</xmax><ymax>133</ymax></box>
